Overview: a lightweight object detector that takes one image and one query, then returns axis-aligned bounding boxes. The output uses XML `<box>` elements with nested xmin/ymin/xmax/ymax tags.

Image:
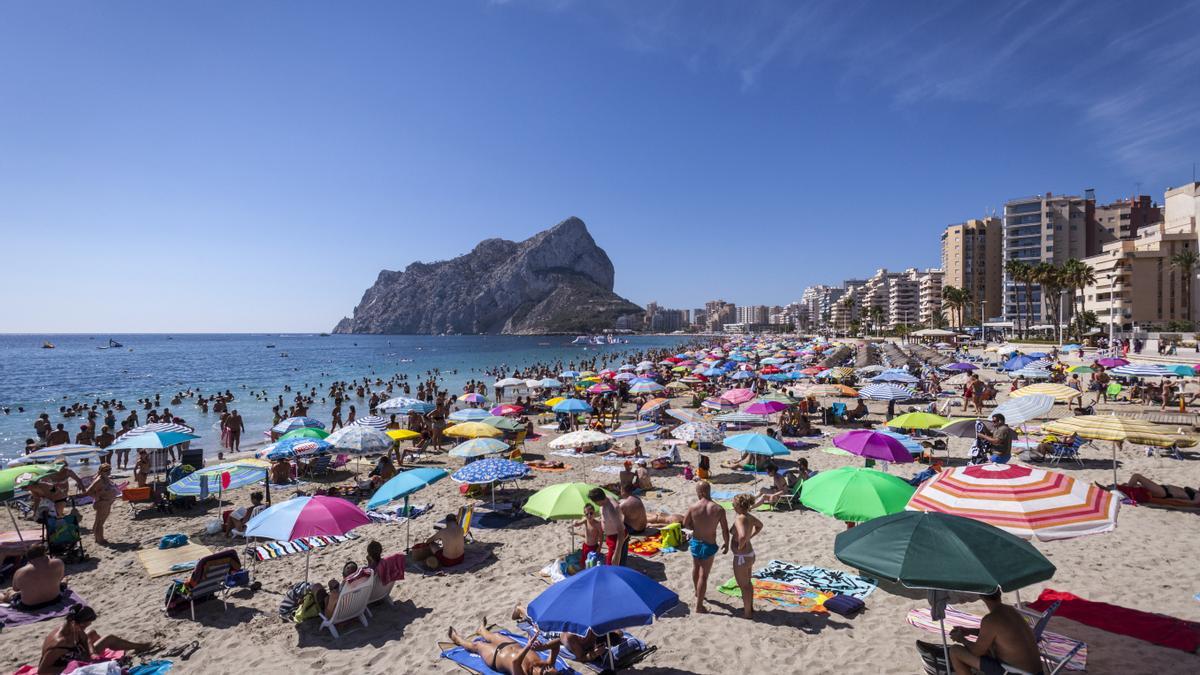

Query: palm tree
<box><xmin>869</xmin><ymin>306</ymin><xmax>885</xmax><ymax>336</ymax></box>
<box><xmin>1033</xmin><ymin>262</ymin><xmax>1064</xmax><ymax>344</ymax></box>
<box><xmin>1061</xmin><ymin>259</ymin><xmax>1096</xmax><ymax>340</ymax></box>
<box><xmin>941</xmin><ymin>285</ymin><xmax>969</xmax><ymax>329</ymax></box>
<box><xmin>1005</xmin><ymin>260</ymin><xmax>1030</xmax><ymax>339</ymax></box>
<box><xmin>1171</xmin><ymin>249</ymin><xmax>1199</xmax><ymax>326</ymax></box>
<box><xmin>841</xmin><ymin>296</ymin><xmax>856</xmax><ymax>334</ymax></box>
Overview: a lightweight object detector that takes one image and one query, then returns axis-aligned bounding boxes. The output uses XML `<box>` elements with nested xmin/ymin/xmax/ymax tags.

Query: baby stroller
<box><xmin>42</xmin><ymin>505</ymin><xmax>88</xmax><ymax>563</ymax></box>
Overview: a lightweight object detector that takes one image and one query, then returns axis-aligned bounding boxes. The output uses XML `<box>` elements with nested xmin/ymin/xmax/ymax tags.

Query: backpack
<box><xmin>278</xmin><ymin>581</ymin><xmax>312</xmax><ymax>620</ymax></box>
<box><xmin>659</xmin><ymin>523</ymin><xmax>684</xmax><ymax>549</ymax></box>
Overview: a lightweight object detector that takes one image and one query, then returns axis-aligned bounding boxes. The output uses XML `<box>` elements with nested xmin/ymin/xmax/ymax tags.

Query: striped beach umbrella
<box><xmin>1042</xmin><ymin>414</ymin><xmax>1198</xmax><ymax>485</ymax></box>
<box><xmin>585</xmin><ymin>384</ymin><xmax>614</xmax><ymax>395</ymax></box>
<box><xmin>1010</xmin><ymin>383</ymin><xmax>1081</xmax><ymax>402</ymax></box>
<box><xmin>108</xmin><ymin>430</ymin><xmax>199</xmax><ymax>450</ymax></box>
<box><xmin>629</xmin><ymin>381</ymin><xmax>665</xmax><ymax>394</ymax></box>
<box><xmin>324</xmin><ymin>425</ymin><xmax>394</xmax><ymax>455</ymax></box>
<box><xmin>9</xmin><ymin>444</ymin><xmax>104</xmax><ymax>466</ymax></box>
<box><xmin>279</xmin><ymin>427</ymin><xmax>330</xmax><ymax>441</ymax></box>
<box><xmin>991</xmin><ymin>394</ymin><xmax>1055</xmax><ymax>426</ymax></box>
<box><xmin>263</xmin><ymin>438</ymin><xmax>332</xmax><ymax>460</ymax></box>
<box><xmin>549</xmin><ymin>430</ymin><xmax>613</xmax><ymax>449</ymax></box>
<box><xmin>611</xmin><ymin>420</ymin><xmax>661</xmax><ymax>438</ymax></box>
<box><xmin>272</xmin><ymin>417</ymin><xmax>325</xmax><ymax>435</ymax></box>
<box><xmin>449</xmin><ymin>408</ymin><xmax>492</xmax><ymax>422</ymax></box>
<box><xmin>639</xmin><ymin>398</ymin><xmax>669</xmax><ymax>415</ymax></box>
<box><xmin>125</xmin><ymin>422</ymin><xmax>195</xmax><ymax>436</ymax></box>
<box><xmin>1109</xmin><ymin>363</ymin><xmax>1173</xmax><ymax>378</ymax></box>
<box><xmin>377</xmin><ymin>397</ymin><xmax>435</xmax><ymax>414</ymax></box>
<box><xmin>872</xmin><ymin>371</ymin><xmax>919</xmax><ymax>384</ymax></box>
<box><xmin>167</xmin><ymin>462</ymin><xmax>267</xmax><ymax>496</ymax></box>
<box><xmin>664</xmin><ymin>408</ymin><xmax>704</xmax><ymax>424</ymax></box>
<box><xmin>449</xmin><ymin>438</ymin><xmax>511</xmax><ymax>459</ymax></box>
<box><xmin>458</xmin><ymin>392</ymin><xmax>489</xmax><ymax>405</ymax></box>
<box><xmin>907</xmin><ymin>463</ymin><xmax>1119</xmax><ymax>541</ymax></box>
<box><xmin>713</xmin><ymin>412</ymin><xmax>768</xmax><ymax>424</ymax></box>
<box><xmin>352</xmin><ymin>415</ymin><xmax>390</xmax><ymax>430</ymax></box>
<box><xmin>670</xmin><ymin>422</ymin><xmax>724</xmax><ymax>444</ymax></box>
<box><xmin>700</xmin><ymin>397</ymin><xmax>737</xmax><ymax>412</ymax></box>
<box><xmin>858</xmin><ymin>384</ymin><xmax>917</xmax><ymax>401</ymax></box>
<box><xmin>1011</xmin><ymin>367</ymin><xmax>1053</xmax><ymax>380</ymax></box>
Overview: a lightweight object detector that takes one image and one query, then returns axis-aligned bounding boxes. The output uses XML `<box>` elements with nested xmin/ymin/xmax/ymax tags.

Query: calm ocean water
<box><xmin>0</xmin><ymin>334</ymin><xmax>687</xmax><ymax>462</ymax></box>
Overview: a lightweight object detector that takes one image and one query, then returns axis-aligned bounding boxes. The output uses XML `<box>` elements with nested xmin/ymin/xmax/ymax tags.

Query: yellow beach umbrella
<box><xmin>386</xmin><ymin>429</ymin><xmax>421</xmax><ymax>441</ymax></box>
<box><xmin>444</xmin><ymin>422</ymin><xmax>503</xmax><ymax>439</ymax></box>
<box><xmin>1010</xmin><ymin>383</ymin><xmax>1081</xmax><ymax>403</ymax></box>
<box><xmin>885</xmin><ymin>412</ymin><xmax>949</xmax><ymax>430</ymax></box>
<box><xmin>545</xmin><ymin>397</ymin><xmax>567</xmax><ymax>408</ymax></box>
<box><xmin>1042</xmin><ymin>414</ymin><xmax>1196</xmax><ymax>485</ymax></box>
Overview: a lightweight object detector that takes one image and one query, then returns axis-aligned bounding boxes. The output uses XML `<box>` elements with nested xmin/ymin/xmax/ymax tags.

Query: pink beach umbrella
<box><xmin>490</xmin><ymin>404</ymin><xmax>524</xmax><ymax>416</ymax></box>
<box><xmin>587</xmin><ymin>383</ymin><xmax>616</xmax><ymax>394</ymax></box>
<box><xmin>744</xmin><ymin>400</ymin><xmax>788</xmax><ymax>416</ymax></box>
<box><xmin>832</xmin><ymin>430</ymin><xmax>915</xmax><ymax>464</ymax></box>
<box><xmin>1096</xmin><ymin>357</ymin><xmax>1129</xmax><ymax>368</ymax></box>
<box><xmin>244</xmin><ymin>495</ymin><xmax>371</xmax><ymax>580</ymax></box>
<box><xmin>720</xmin><ymin>388</ymin><xmax>757</xmax><ymax>405</ymax></box>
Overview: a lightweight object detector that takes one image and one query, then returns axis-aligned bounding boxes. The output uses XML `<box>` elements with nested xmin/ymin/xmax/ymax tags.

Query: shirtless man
<box><xmin>1125</xmin><ymin>472</ymin><xmax>1200</xmax><ymax>505</ymax></box>
<box><xmin>1</xmin><ymin>544</ymin><xmax>66</xmax><ymax>609</ymax></box>
<box><xmin>682</xmin><ymin>481</ymin><xmax>729</xmax><ymax>613</ymax></box>
<box><xmin>618</xmin><ymin>484</ymin><xmax>647</xmax><ymax>535</ymax></box>
<box><xmin>570</xmin><ymin>503</ymin><xmax>603</xmax><ymax>563</ymax></box>
<box><xmin>633</xmin><ymin>459</ymin><xmax>652</xmax><ymax>491</ymax></box>
<box><xmin>448</xmin><ymin>620</ymin><xmax>562</xmax><ymax>675</ymax></box>
<box><xmin>949</xmin><ymin>590</ymin><xmax>1044</xmax><ymax>675</ymax></box>
<box><xmin>587</xmin><ymin>487</ymin><xmax>625</xmax><ymax>565</ymax></box>
<box><xmin>617</xmin><ymin>462</ymin><xmax>635</xmax><ymax>493</ymax></box>
<box><xmin>226</xmin><ymin>409</ymin><xmax>245</xmax><ymax>452</ymax></box>
<box><xmin>412</xmin><ymin>513</ymin><xmax>466</xmax><ymax>569</ymax></box>
<box><xmin>270</xmin><ymin>457</ymin><xmax>292</xmax><ymax>485</ymax></box>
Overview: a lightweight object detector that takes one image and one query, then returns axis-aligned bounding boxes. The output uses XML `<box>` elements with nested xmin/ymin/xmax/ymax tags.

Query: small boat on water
<box><xmin>41</xmin><ymin>341</ymin><xmax>55</xmax><ymax>349</ymax></box>
<box><xmin>98</xmin><ymin>338</ymin><xmax>122</xmax><ymax>350</ymax></box>
<box><xmin>266</xmin><ymin>344</ymin><xmax>276</xmax><ymax>348</ymax></box>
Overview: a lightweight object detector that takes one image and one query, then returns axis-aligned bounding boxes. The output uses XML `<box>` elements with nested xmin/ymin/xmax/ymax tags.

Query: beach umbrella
<box><xmin>0</xmin><ymin>464</ymin><xmax>59</xmax><ymax>501</ymax></box>
<box><xmin>877</xmin><ymin>431</ymin><xmax>923</xmax><ymax>455</ymax></box>
<box><xmin>482</xmin><ymin>416</ymin><xmax>522</xmax><ymax>432</ymax></box>
<box><xmin>278</xmin><ymin>427</ymin><xmax>330</xmax><ymax>441</ymax></box>
<box><xmin>942</xmin><ymin>363</ymin><xmax>977</xmax><ymax>372</ymax></box>
<box><xmin>167</xmin><ymin>462</ymin><xmax>267</xmax><ymax>500</ymax></box>
<box><xmin>700</xmin><ymin>397</ymin><xmax>737</xmax><ymax>412</ymax></box>
<box><xmin>833</xmin><ymin>430</ymin><xmax>914</xmax><ymax>464</ymax></box>
<box><xmin>245</xmin><ymin>495</ymin><xmax>371</xmax><ymax>580</ymax></box>
<box><xmin>386</xmin><ymin>429</ymin><xmax>421</xmax><ymax>442</ymax></box>
<box><xmin>1095</xmin><ymin>357</ymin><xmax>1128</xmax><ymax>368</ymax></box>
<box><xmin>262</xmin><ymin>438</ymin><xmax>332</xmax><ymax>460</ymax></box>
<box><xmin>857</xmin><ymin>384</ymin><xmax>916</xmax><ymax>401</ymax></box>
<box><xmin>937</xmin><ymin>417</ymin><xmax>990</xmax><ymax>439</ymax></box>
<box><xmin>872</xmin><ymin>371</ymin><xmax>919</xmax><ymax>384</ymax></box>
<box><xmin>722</xmin><ymin>433</ymin><xmax>789</xmax><ymax>456</ymax></box>
<box><xmin>665</xmin><ymin>381</ymin><xmax>692</xmax><ymax>391</ymax></box>
<box><xmin>271</xmin><ymin>417</ymin><xmax>325</xmax><ymax>435</ymax></box>
<box><xmin>1109</xmin><ymin>363</ymin><xmax>1173</xmax><ymax>378</ymax></box>
<box><xmin>548</xmin><ymin>430</ymin><xmax>613</xmax><ymax>450</ymax></box>
<box><xmin>1041</xmin><ymin>415</ymin><xmax>1197</xmax><ymax>484</ymax></box>
<box><xmin>449</xmin><ymin>438</ymin><xmax>510</xmax><ymax>459</ymax></box>
<box><xmin>713</xmin><ymin>412</ymin><xmax>768</xmax><ymax>424</ymax></box>
<box><xmin>527</xmin><ymin>566</ymin><xmax>678</xmax><ymax>670</ymax></box>
<box><xmin>614</xmin><ymin>372</ymin><xmax>637</xmax><ymax>381</ymax></box>
<box><xmin>611</xmin><ymin>420</ymin><xmax>661</xmax><ymax>438</ymax></box>
<box><xmin>458</xmin><ymin>392</ymin><xmax>489</xmax><ymax>405</ymax></box>
<box><xmin>444</xmin><ymin>422</ymin><xmax>503</xmax><ymax>439</ymax></box>
<box><xmin>367</xmin><ymin>467</ymin><xmax>449</xmax><ymax>550</ymax></box>
<box><xmin>834</xmin><ymin>511</ymin><xmax>1056</xmax><ymax>666</ymax></box>
<box><xmin>638</xmin><ymin>398</ymin><xmax>669</xmax><ymax>415</ymax></box>
<box><xmin>559</xmin><ymin>371</ymin><xmax>580</xmax><ymax>379</ymax></box>
<box><xmin>1000</xmin><ymin>355</ymin><xmax>1036</xmax><ymax>372</ymax></box>
<box><xmin>629</xmin><ymin>381</ymin><xmax>665</xmax><ymax>394</ymax></box>
<box><xmin>744</xmin><ymin>400</ymin><xmax>788</xmax><ymax>415</ymax></box>
<box><xmin>799</xmin><ymin>384</ymin><xmax>859</xmax><ymax>397</ymax></box>
<box><xmin>729</xmin><ymin>371</ymin><xmax>755</xmax><ymax>381</ymax></box>
<box><xmin>991</xmin><ymin>394</ymin><xmax>1055</xmax><ymax>426</ymax></box>
<box><xmin>835</xmin><ymin>511</ymin><xmax>1055</xmax><ymax>593</ymax></box>
<box><xmin>885</xmin><ymin>412</ymin><xmax>949</xmax><ymax>431</ymax></box>
<box><xmin>107</xmin><ymin>430</ymin><xmax>199</xmax><ymax>451</ymax></box>
<box><xmin>490</xmin><ymin>404</ymin><xmax>524</xmax><ymax>417</ymax></box>
<box><xmin>449</xmin><ymin>408</ymin><xmax>492</xmax><ymax>422</ymax></box>
<box><xmin>495</xmin><ymin>378</ymin><xmax>525</xmax><ymax>387</ymax></box>
<box><xmin>1060</xmin><ymin>344</ymin><xmax>1083</xmax><ymax>352</ymax></box>
<box><xmin>377</xmin><ymin>397</ymin><xmax>435</xmax><ymax>414</ymax></box>
<box><xmin>587</xmin><ymin>383</ymin><xmax>616</xmax><ymax>394</ymax></box>
<box><xmin>552</xmin><ymin>399</ymin><xmax>593</xmax><ymax>414</ymax></box>
<box><xmin>451</xmin><ymin>458</ymin><xmax>528</xmax><ymax>485</ymax></box>
<box><xmin>1011</xmin><ymin>367</ymin><xmax>1053</xmax><ymax>380</ymax></box>
<box><xmin>537</xmin><ymin>378</ymin><xmax>563</xmax><ymax>389</ymax></box>
<box><xmin>1168</xmin><ymin>365</ymin><xmax>1196</xmax><ymax>377</ymax></box>
<box><xmin>352</xmin><ymin>415</ymin><xmax>390</xmax><ymax>430</ymax></box>
<box><xmin>664</xmin><ymin>408</ymin><xmax>704</xmax><ymax>424</ymax></box>
<box><xmin>907</xmin><ymin>463</ymin><xmax>1119</xmax><ymax>541</ymax></box>
<box><xmin>670</xmin><ymin>422</ymin><xmax>724</xmax><ymax>444</ymax></box>
<box><xmin>124</xmin><ymin>422</ymin><xmax>195</xmax><ymax>436</ymax></box>
<box><xmin>544</xmin><ymin>397</ymin><xmax>567</xmax><ymax>408</ymax></box>
<box><xmin>8</xmin><ymin>444</ymin><xmax>103</xmax><ymax>466</ymax></box>
<box><xmin>800</xmin><ymin>466</ymin><xmax>914</xmax><ymax>523</ymax></box>
<box><xmin>523</xmin><ymin>482</ymin><xmax>615</xmax><ymax>520</ymax></box>
<box><xmin>324</xmin><ymin>425</ymin><xmax>394</xmax><ymax>455</ymax></box>
<box><xmin>1009</xmin><ymin>383</ymin><xmax>1081</xmax><ymax>402</ymax></box>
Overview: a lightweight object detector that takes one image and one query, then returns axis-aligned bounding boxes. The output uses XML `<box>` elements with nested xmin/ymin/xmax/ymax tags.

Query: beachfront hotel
<box><xmin>941</xmin><ymin>217</ymin><xmax>1002</xmax><ymax>325</ymax></box>
<box><xmin>1001</xmin><ymin>193</ymin><xmax>1097</xmax><ymax>325</ymax></box>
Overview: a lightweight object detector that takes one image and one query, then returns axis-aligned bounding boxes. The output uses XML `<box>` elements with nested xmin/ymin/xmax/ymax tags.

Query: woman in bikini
<box><xmin>447</xmin><ymin>620</ymin><xmax>562</xmax><ymax>675</ymax></box>
<box><xmin>1125</xmin><ymin>473</ymin><xmax>1200</xmax><ymax>505</ymax></box>
<box><xmin>730</xmin><ymin>493</ymin><xmax>764</xmax><ymax>620</ymax></box>
<box><xmin>39</xmin><ymin>605</ymin><xmax>154</xmax><ymax>675</ymax></box>
<box><xmin>83</xmin><ymin>464</ymin><xmax>120</xmax><ymax>545</ymax></box>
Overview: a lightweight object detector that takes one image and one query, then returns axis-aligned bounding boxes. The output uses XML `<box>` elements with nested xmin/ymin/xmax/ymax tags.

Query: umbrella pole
<box><xmin>6</xmin><ymin>503</ymin><xmax>22</xmax><ymax>542</ymax></box>
<box><xmin>1113</xmin><ymin>441</ymin><xmax>1120</xmax><ymax>488</ymax></box>
<box><xmin>404</xmin><ymin>495</ymin><xmax>412</xmax><ymax>552</ymax></box>
<box><xmin>304</xmin><ymin>547</ymin><xmax>311</xmax><ymax>584</ymax></box>
<box><xmin>940</xmin><ymin>617</ymin><xmax>951</xmax><ymax>674</ymax></box>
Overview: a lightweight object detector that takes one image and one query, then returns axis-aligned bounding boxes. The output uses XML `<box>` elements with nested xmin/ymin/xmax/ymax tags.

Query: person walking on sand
<box><xmin>730</xmin><ymin>493</ymin><xmax>763</xmax><ymax>619</ymax></box>
<box><xmin>588</xmin><ymin>487</ymin><xmax>625</xmax><ymax>565</ymax></box>
<box><xmin>682</xmin><ymin>481</ymin><xmax>728</xmax><ymax>614</ymax></box>
<box><xmin>226</xmin><ymin>409</ymin><xmax>245</xmax><ymax>452</ymax></box>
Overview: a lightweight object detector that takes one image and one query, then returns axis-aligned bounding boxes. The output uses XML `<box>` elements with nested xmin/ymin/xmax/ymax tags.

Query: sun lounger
<box><xmin>318</xmin><ymin>570</ymin><xmax>374</xmax><ymax>638</ymax></box>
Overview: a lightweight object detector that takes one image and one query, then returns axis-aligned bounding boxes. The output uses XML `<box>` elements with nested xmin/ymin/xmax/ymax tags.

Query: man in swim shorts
<box><xmin>682</xmin><ymin>481</ymin><xmax>728</xmax><ymax>614</ymax></box>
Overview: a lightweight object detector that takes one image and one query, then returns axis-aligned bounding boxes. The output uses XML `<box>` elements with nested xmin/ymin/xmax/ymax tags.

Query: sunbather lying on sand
<box><xmin>511</xmin><ymin>606</ymin><xmax>617</xmax><ymax>662</ymax></box>
<box><xmin>525</xmin><ymin>460</ymin><xmax>565</xmax><ymax>470</ymax></box>
<box><xmin>1122</xmin><ymin>473</ymin><xmax>1200</xmax><ymax>505</ymax></box>
<box><xmin>448</xmin><ymin>619</ymin><xmax>561</xmax><ymax>675</ymax></box>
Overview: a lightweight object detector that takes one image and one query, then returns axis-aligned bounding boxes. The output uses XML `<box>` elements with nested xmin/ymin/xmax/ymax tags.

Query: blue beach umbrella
<box><xmin>552</xmin><ymin>399</ymin><xmax>593</xmax><ymax>414</ymax></box>
<box><xmin>730</xmin><ymin>370</ymin><xmax>755</xmax><ymax>380</ymax></box>
<box><xmin>629</xmin><ymin>381</ymin><xmax>665</xmax><ymax>394</ymax></box>
<box><xmin>560</xmin><ymin>371</ymin><xmax>580</xmax><ymax>379</ymax></box>
<box><xmin>528</xmin><ymin>566</ymin><xmax>678</xmax><ymax>649</ymax></box>
<box><xmin>451</xmin><ymin>458</ymin><xmax>528</xmax><ymax>484</ymax></box>
<box><xmin>1001</xmin><ymin>355</ymin><xmax>1036</xmax><ymax>372</ymax></box>
<box><xmin>262</xmin><ymin>437</ymin><xmax>332</xmax><ymax>460</ymax></box>
<box><xmin>167</xmin><ymin>462</ymin><xmax>267</xmax><ymax>497</ymax></box>
<box><xmin>723</xmin><ymin>432</ymin><xmax>789</xmax><ymax>456</ymax></box>
<box><xmin>449</xmin><ymin>438</ymin><xmax>510</xmax><ymax>459</ymax></box>
<box><xmin>538</xmin><ymin>378</ymin><xmax>563</xmax><ymax>389</ymax></box>
<box><xmin>107</xmin><ymin>430</ymin><xmax>199</xmax><ymax>451</ymax></box>
<box><xmin>377</xmin><ymin>397</ymin><xmax>436</xmax><ymax>414</ymax></box>
<box><xmin>324</xmin><ymin>425</ymin><xmax>394</xmax><ymax>455</ymax></box>
<box><xmin>271</xmin><ymin>417</ymin><xmax>325</xmax><ymax>435</ymax></box>
<box><xmin>872</xmin><ymin>371</ymin><xmax>919</xmax><ymax>384</ymax></box>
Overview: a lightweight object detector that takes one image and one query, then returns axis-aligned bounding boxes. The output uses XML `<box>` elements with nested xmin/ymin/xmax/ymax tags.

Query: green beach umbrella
<box><xmin>758</xmin><ymin>392</ymin><xmax>798</xmax><ymax>405</ymax></box>
<box><xmin>524</xmin><ymin>483</ymin><xmax>616</xmax><ymax>520</ymax></box>
<box><xmin>279</xmin><ymin>427</ymin><xmax>330</xmax><ymax>441</ymax></box>
<box><xmin>483</xmin><ymin>416</ymin><xmax>522</xmax><ymax>432</ymax></box>
<box><xmin>0</xmin><ymin>464</ymin><xmax>59</xmax><ymax>501</ymax></box>
<box><xmin>834</xmin><ymin>510</ymin><xmax>1056</xmax><ymax>594</ymax></box>
<box><xmin>884</xmin><ymin>412</ymin><xmax>949</xmax><ymax>430</ymax></box>
<box><xmin>800</xmin><ymin>466</ymin><xmax>914</xmax><ymax>523</ymax></box>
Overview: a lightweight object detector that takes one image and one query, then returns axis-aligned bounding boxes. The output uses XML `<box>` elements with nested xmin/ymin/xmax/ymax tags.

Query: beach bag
<box><xmin>278</xmin><ymin>581</ymin><xmax>311</xmax><ymax>619</ymax></box>
<box><xmin>293</xmin><ymin>591</ymin><xmax>320</xmax><ymax>623</ymax></box>
<box><xmin>659</xmin><ymin>523</ymin><xmax>684</xmax><ymax>549</ymax></box>
<box><xmin>164</xmin><ymin>580</ymin><xmax>190</xmax><ymax>610</ymax></box>
<box><xmin>158</xmin><ymin>534</ymin><xmax>188</xmax><ymax>549</ymax></box>
<box><xmin>823</xmin><ymin>594</ymin><xmax>865</xmax><ymax>617</ymax></box>
<box><xmin>225</xmin><ymin>569</ymin><xmax>250</xmax><ymax>588</ymax></box>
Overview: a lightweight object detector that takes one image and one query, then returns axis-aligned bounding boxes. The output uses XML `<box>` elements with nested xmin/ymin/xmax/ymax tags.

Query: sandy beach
<box><xmin>3</xmin><ymin>341</ymin><xmax>1200</xmax><ymax>675</ymax></box>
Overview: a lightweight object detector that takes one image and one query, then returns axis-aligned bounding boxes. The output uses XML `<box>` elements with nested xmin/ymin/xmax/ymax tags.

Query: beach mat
<box><xmin>0</xmin><ymin>589</ymin><xmax>86</xmax><ymax>628</ymax></box>
<box><xmin>907</xmin><ymin>607</ymin><xmax>1087</xmax><ymax>671</ymax></box>
<box><xmin>1030</xmin><ymin>588</ymin><xmax>1200</xmax><ymax>653</ymax></box>
<box><xmin>752</xmin><ymin>561</ymin><xmax>877</xmax><ymax>599</ymax></box>
<box><xmin>408</xmin><ymin>546</ymin><xmax>492</xmax><ymax>575</ymax></box>
<box><xmin>136</xmin><ymin>542</ymin><xmax>214</xmax><ymax>578</ymax></box>
<box><xmin>716</xmin><ymin>578</ymin><xmax>831</xmax><ymax>611</ymax></box>
<box><xmin>439</xmin><ymin>630</ymin><xmax>578</xmax><ymax>675</ymax></box>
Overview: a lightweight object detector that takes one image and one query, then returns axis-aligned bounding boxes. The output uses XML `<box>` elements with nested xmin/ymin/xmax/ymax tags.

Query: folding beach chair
<box><xmin>318</xmin><ymin>570</ymin><xmax>374</xmax><ymax>638</ymax></box>
<box><xmin>164</xmin><ymin>548</ymin><xmax>243</xmax><ymax>621</ymax></box>
<box><xmin>1048</xmin><ymin>436</ymin><xmax>1086</xmax><ymax>468</ymax></box>
<box><xmin>1018</xmin><ymin>600</ymin><xmax>1085</xmax><ymax>675</ymax></box>
<box><xmin>768</xmin><ymin>477</ymin><xmax>806</xmax><ymax>511</ymax></box>
<box><xmin>42</xmin><ymin>509</ymin><xmax>87</xmax><ymax>564</ymax></box>
<box><xmin>304</xmin><ymin>455</ymin><xmax>332</xmax><ymax>479</ymax></box>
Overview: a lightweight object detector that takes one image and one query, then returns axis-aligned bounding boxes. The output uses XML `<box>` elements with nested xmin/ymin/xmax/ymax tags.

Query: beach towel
<box><xmin>627</xmin><ymin>534</ymin><xmax>663</xmax><ymax>557</ymax></box>
<box><xmin>0</xmin><ymin>589</ymin><xmax>86</xmax><ymax>628</ymax></box>
<box><xmin>1029</xmin><ymin>588</ymin><xmax>1200</xmax><ymax>653</ymax></box>
<box><xmin>474</xmin><ymin>510</ymin><xmax>536</xmax><ymax>529</ymax></box>
<box><xmin>408</xmin><ymin>546</ymin><xmax>492</xmax><ymax>575</ymax></box>
<box><xmin>537</xmin><ymin>551</ymin><xmax>583</xmax><ymax>584</ymax></box>
<box><xmin>716</xmin><ymin>578</ymin><xmax>831</xmax><ymax>611</ymax></box>
<box><xmin>376</xmin><ymin>553</ymin><xmax>406</xmax><ymax>585</ymax></box>
<box><xmin>710</xmin><ymin>490</ymin><xmax>739</xmax><ymax>501</ymax></box>
<box><xmin>550</xmin><ymin>450</ymin><xmax>586</xmax><ymax>459</ymax></box>
<box><xmin>439</xmin><ymin>630</ymin><xmax>578</xmax><ymax>675</ymax></box>
<box><xmin>366</xmin><ymin>502</ymin><xmax>432</xmax><ymax>524</ymax></box>
<box><xmin>907</xmin><ymin>606</ymin><xmax>1087</xmax><ymax>671</ymax></box>
<box><xmin>248</xmin><ymin>534</ymin><xmax>358</xmax><ymax>562</ymax></box>
<box><xmin>752</xmin><ymin>561</ymin><xmax>878</xmax><ymax>599</ymax></box>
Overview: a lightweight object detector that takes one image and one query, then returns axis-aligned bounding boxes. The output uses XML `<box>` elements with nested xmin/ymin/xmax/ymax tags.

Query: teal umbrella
<box><xmin>107</xmin><ymin>431</ymin><xmax>198</xmax><ymax>450</ymax></box>
<box><xmin>367</xmin><ymin>467</ymin><xmax>449</xmax><ymax>550</ymax></box>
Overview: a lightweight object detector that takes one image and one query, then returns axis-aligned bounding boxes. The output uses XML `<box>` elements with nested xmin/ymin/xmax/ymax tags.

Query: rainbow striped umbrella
<box><xmin>629</xmin><ymin>380</ymin><xmax>665</xmax><ymax>394</ymax></box>
<box><xmin>458</xmin><ymin>392</ymin><xmax>489</xmax><ymax>405</ymax></box>
<box><xmin>611</xmin><ymin>420</ymin><xmax>661</xmax><ymax>438</ymax></box>
<box><xmin>907</xmin><ymin>463</ymin><xmax>1119</xmax><ymax>541</ymax></box>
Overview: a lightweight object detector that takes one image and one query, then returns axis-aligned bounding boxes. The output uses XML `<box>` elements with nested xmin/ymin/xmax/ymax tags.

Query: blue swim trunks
<box><xmin>989</xmin><ymin>454</ymin><xmax>1010</xmax><ymax>464</ymax></box>
<box><xmin>689</xmin><ymin>539</ymin><xmax>718</xmax><ymax>560</ymax></box>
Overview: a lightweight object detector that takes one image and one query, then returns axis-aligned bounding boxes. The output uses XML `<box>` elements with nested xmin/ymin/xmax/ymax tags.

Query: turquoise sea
<box><xmin>0</xmin><ymin>334</ymin><xmax>687</xmax><ymax>462</ymax></box>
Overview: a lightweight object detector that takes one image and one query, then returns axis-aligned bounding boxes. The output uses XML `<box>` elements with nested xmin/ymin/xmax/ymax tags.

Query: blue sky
<box><xmin>2</xmin><ymin>0</ymin><xmax>1198</xmax><ymax>332</ymax></box>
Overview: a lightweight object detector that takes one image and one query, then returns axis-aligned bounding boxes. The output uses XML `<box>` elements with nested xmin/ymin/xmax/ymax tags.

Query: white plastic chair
<box><xmin>363</xmin><ymin>575</ymin><xmax>395</xmax><ymax>617</ymax></box>
<box><xmin>318</xmin><ymin>573</ymin><xmax>374</xmax><ymax>638</ymax></box>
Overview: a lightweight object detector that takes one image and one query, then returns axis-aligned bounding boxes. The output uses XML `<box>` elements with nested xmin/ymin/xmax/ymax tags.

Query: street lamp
<box><xmin>979</xmin><ymin>300</ymin><xmax>987</xmax><ymax>343</ymax></box>
<box><xmin>1107</xmin><ymin>271</ymin><xmax>1120</xmax><ymax>347</ymax></box>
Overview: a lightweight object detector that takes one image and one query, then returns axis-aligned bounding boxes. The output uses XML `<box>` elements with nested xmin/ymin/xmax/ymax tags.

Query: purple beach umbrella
<box><xmin>833</xmin><ymin>430</ymin><xmax>915</xmax><ymax>464</ymax></box>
